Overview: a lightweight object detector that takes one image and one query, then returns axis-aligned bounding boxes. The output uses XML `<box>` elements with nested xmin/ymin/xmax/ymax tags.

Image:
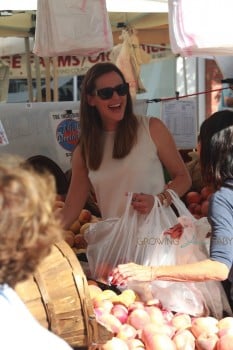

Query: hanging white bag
<box><xmin>168</xmin><ymin>0</ymin><xmax>233</xmax><ymax>56</ymax></box>
<box><xmin>33</xmin><ymin>0</ymin><xmax>113</xmax><ymax>57</ymax></box>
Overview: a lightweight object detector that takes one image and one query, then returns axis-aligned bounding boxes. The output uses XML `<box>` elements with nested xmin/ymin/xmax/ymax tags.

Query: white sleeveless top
<box><xmin>88</xmin><ymin>116</ymin><xmax>165</xmax><ymax>219</ymax></box>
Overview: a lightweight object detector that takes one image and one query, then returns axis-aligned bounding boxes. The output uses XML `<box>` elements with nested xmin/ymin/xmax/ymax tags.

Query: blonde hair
<box><xmin>0</xmin><ymin>155</ymin><xmax>62</xmax><ymax>286</ymax></box>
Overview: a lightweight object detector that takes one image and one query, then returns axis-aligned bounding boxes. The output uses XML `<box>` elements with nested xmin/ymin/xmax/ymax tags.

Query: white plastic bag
<box><xmin>33</xmin><ymin>0</ymin><xmax>113</xmax><ymax>57</ymax></box>
<box><xmin>85</xmin><ymin>190</ymin><xmax>230</xmax><ymax>317</ymax></box>
<box><xmin>85</xmin><ymin>190</ymin><xmax>196</xmax><ymax>281</ymax></box>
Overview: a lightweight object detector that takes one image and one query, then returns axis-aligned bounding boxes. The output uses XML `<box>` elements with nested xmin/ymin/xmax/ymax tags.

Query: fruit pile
<box><xmin>62</xmin><ymin>208</ymin><xmax>101</xmax><ymax>251</ymax></box>
<box><xmin>183</xmin><ymin>186</ymin><xmax>214</xmax><ymax>219</ymax></box>
<box><xmin>88</xmin><ymin>284</ymin><xmax>233</xmax><ymax>350</ymax></box>
<box><xmin>54</xmin><ymin>194</ymin><xmax>101</xmax><ymax>252</ymax></box>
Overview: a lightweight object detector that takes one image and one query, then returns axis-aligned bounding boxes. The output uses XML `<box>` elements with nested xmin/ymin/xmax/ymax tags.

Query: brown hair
<box><xmin>79</xmin><ymin>62</ymin><xmax>138</xmax><ymax>170</ymax></box>
<box><xmin>0</xmin><ymin>155</ymin><xmax>62</xmax><ymax>287</ymax></box>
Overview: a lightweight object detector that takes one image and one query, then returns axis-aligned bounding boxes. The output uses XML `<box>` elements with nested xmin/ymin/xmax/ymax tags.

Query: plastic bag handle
<box><xmin>166</xmin><ymin>189</ymin><xmax>195</xmax><ymax>219</ymax></box>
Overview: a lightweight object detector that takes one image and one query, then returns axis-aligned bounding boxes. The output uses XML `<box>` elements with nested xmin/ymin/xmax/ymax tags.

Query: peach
<box><xmin>218</xmin><ymin>317</ymin><xmax>233</xmax><ymax>330</ymax></box>
<box><xmin>117</xmin><ymin>324</ymin><xmax>137</xmax><ymax>340</ymax></box>
<box><xmin>126</xmin><ymin>338</ymin><xmax>145</xmax><ymax>349</ymax></box>
<box><xmin>201</xmin><ymin>200</ymin><xmax>209</xmax><ymax>217</ymax></box>
<box><xmin>142</xmin><ymin>332</ymin><xmax>176</xmax><ymax>350</ymax></box>
<box><xmin>70</xmin><ymin>219</ymin><xmax>81</xmax><ymax>234</ymax></box>
<box><xmin>185</xmin><ymin>191</ymin><xmax>202</xmax><ymax>205</ymax></box>
<box><xmin>74</xmin><ymin>233</ymin><xmax>87</xmax><ymax>249</ymax></box>
<box><xmin>102</xmin><ymin>337</ymin><xmax>129</xmax><ymax>350</ymax></box>
<box><xmin>196</xmin><ymin>332</ymin><xmax>219</xmax><ymax>350</ymax></box>
<box><xmin>144</xmin><ymin>306</ymin><xmax>164</xmax><ymax>325</ymax></box>
<box><xmin>201</xmin><ymin>186</ymin><xmax>213</xmax><ymax>200</ymax></box>
<box><xmin>171</xmin><ymin>313</ymin><xmax>192</xmax><ymax>331</ymax></box>
<box><xmin>79</xmin><ymin>222</ymin><xmax>91</xmax><ymax>235</ymax></box>
<box><xmin>127</xmin><ymin>309</ymin><xmax>150</xmax><ymax>330</ymax></box>
<box><xmin>93</xmin><ymin>298</ymin><xmax>113</xmax><ymax>313</ymax></box>
<box><xmin>79</xmin><ymin>209</ymin><xmax>92</xmax><ymax>224</ymax></box>
<box><xmin>97</xmin><ymin>313</ymin><xmax>122</xmax><ymax>333</ymax></box>
<box><xmin>111</xmin><ymin>304</ymin><xmax>128</xmax><ymax>324</ymax></box>
<box><xmin>216</xmin><ymin>333</ymin><xmax>233</xmax><ymax>350</ymax></box>
<box><xmin>172</xmin><ymin>329</ymin><xmax>195</xmax><ymax>350</ymax></box>
<box><xmin>88</xmin><ymin>284</ymin><xmax>102</xmax><ymax>299</ymax></box>
<box><xmin>191</xmin><ymin>316</ymin><xmax>218</xmax><ymax>338</ymax></box>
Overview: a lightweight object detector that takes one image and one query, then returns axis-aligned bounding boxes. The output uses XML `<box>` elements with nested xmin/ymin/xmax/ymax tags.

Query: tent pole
<box><xmin>24</xmin><ymin>37</ymin><xmax>33</xmax><ymax>102</ymax></box>
<box><xmin>52</xmin><ymin>56</ymin><xmax>59</xmax><ymax>101</ymax></box>
<box><xmin>34</xmin><ymin>54</ymin><xmax>42</xmax><ymax>101</ymax></box>
<box><xmin>44</xmin><ymin>57</ymin><xmax>51</xmax><ymax>101</ymax></box>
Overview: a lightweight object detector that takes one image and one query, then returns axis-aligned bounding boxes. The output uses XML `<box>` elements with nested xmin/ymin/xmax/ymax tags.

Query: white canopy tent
<box><xmin>0</xmin><ymin>1</ymin><xmax>170</xmax><ymax>102</ymax></box>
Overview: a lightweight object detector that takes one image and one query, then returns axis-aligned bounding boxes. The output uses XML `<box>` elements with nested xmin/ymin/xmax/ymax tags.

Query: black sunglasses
<box><xmin>95</xmin><ymin>83</ymin><xmax>129</xmax><ymax>100</ymax></box>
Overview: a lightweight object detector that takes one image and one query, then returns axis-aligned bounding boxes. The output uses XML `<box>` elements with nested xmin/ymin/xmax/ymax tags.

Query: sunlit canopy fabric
<box><xmin>168</xmin><ymin>0</ymin><xmax>233</xmax><ymax>57</ymax></box>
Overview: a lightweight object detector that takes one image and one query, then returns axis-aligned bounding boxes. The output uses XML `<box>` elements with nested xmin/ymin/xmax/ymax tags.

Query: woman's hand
<box><xmin>111</xmin><ymin>263</ymin><xmax>153</xmax><ymax>285</ymax></box>
<box><xmin>131</xmin><ymin>193</ymin><xmax>155</xmax><ymax>214</ymax></box>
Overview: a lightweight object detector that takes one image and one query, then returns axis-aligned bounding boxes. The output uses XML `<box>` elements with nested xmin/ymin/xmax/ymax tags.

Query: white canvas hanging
<box><xmin>168</xmin><ymin>0</ymin><xmax>233</xmax><ymax>57</ymax></box>
<box><xmin>33</xmin><ymin>0</ymin><xmax>113</xmax><ymax>57</ymax></box>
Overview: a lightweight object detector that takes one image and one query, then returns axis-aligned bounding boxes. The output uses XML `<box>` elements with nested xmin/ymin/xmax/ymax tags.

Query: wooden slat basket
<box><xmin>15</xmin><ymin>240</ymin><xmax>112</xmax><ymax>348</ymax></box>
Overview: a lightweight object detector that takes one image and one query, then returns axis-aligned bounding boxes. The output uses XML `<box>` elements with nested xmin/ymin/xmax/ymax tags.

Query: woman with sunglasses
<box><xmin>60</xmin><ymin>62</ymin><xmax>191</xmax><ymax>229</ymax></box>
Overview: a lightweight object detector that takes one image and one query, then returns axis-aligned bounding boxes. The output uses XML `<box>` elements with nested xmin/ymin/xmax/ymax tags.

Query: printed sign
<box><xmin>49</xmin><ymin>109</ymin><xmax>80</xmax><ymax>166</ymax></box>
<box><xmin>161</xmin><ymin>99</ymin><xmax>197</xmax><ymax>149</ymax></box>
<box><xmin>1</xmin><ymin>45</ymin><xmax>173</xmax><ymax>79</ymax></box>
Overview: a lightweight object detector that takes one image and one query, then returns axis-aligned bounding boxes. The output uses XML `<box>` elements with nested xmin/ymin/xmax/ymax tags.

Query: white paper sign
<box><xmin>161</xmin><ymin>99</ymin><xmax>197</xmax><ymax>149</ymax></box>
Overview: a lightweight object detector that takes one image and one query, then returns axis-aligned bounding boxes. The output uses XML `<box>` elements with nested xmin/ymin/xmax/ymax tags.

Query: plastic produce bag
<box><xmin>85</xmin><ymin>190</ymin><xmax>230</xmax><ymax>317</ymax></box>
<box><xmin>33</xmin><ymin>0</ymin><xmax>113</xmax><ymax>57</ymax></box>
<box><xmin>85</xmin><ymin>191</ymin><xmax>182</xmax><ymax>282</ymax></box>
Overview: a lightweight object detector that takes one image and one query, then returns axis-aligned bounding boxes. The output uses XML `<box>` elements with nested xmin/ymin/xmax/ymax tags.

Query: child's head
<box><xmin>199</xmin><ymin>110</ymin><xmax>233</xmax><ymax>189</ymax></box>
<box><xmin>0</xmin><ymin>155</ymin><xmax>62</xmax><ymax>287</ymax></box>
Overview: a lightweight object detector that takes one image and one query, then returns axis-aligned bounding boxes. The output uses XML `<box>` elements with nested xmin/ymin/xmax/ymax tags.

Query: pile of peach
<box><xmin>183</xmin><ymin>186</ymin><xmax>214</xmax><ymax>219</ymax></box>
<box><xmin>88</xmin><ymin>283</ymin><xmax>233</xmax><ymax>350</ymax></box>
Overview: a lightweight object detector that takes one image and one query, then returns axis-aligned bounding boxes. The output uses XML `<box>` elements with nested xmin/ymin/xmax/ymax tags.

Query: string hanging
<box><xmin>147</xmin><ymin>86</ymin><xmax>229</xmax><ymax>103</ymax></box>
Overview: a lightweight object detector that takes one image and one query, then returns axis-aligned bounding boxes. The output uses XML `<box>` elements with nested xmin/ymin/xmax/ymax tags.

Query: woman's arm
<box><xmin>59</xmin><ymin>146</ymin><xmax>91</xmax><ymax>230</ymax></box>
<box><xmin>111</xmin><ymin>259</ymin><xmax>229</xmax><ymax>285</ymax></box>
<box><xmin>149</xmin><ymin>117</ymin><xmax>192</xmax><ymax>197</ymax></box>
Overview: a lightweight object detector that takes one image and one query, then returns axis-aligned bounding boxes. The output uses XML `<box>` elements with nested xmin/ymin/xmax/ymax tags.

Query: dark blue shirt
<box><xmin>209</xmin><ymin>181</ymin><xmax>233</xmax><ymax>282</ymax></box>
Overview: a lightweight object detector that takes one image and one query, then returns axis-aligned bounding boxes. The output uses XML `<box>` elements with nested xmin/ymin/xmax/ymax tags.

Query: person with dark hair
<box><xmin>0</xmin><ymin>155</ymin><xmax>72</xmax><ymax>350</ymax></box>
<box><xmin>60</xmin><ymin>62</ymin><xmax>191</xmax><ymax>229</ymax></box>
<box><xmin>112</xmin><ymin>109</ymin><xmax>233</xmax><ymax>312</ymax></box>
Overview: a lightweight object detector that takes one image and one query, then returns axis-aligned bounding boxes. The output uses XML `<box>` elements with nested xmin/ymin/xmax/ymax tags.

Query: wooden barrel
<box><xmin>15</xmin><ymin>240</ymin><xmax>112</xmax><ymax>348</ymax></box>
